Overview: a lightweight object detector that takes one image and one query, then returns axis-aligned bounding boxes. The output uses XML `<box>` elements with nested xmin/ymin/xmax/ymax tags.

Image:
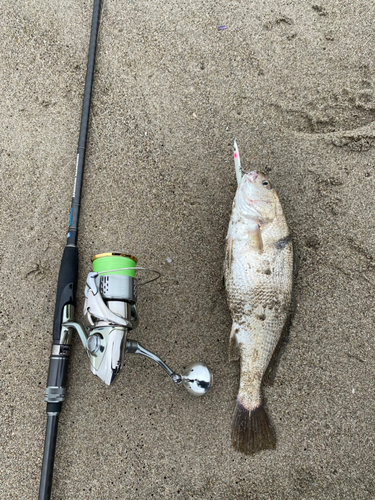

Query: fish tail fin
<box><xmin>231</xmin><ymin>398</ymin><xmax>276</xmax><ymax>454</ymax></box>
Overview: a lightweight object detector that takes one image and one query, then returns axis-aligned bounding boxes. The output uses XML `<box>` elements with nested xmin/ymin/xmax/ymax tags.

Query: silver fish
<box><xmin>224</xmin><ymin>154</ymin><xmax>293</xmax><ymax>454</ymax></box>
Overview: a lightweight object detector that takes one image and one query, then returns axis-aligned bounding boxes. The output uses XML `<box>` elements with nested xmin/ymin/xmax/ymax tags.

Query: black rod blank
<box><xmin>38</xmin><ymin>415</ymin><xmax>59</xmax><ymax>500</ymax></box>
<box><xmin>68</xmin><ymin>0</ymin><xmax>102</xmax><ymax>248</ymax></box>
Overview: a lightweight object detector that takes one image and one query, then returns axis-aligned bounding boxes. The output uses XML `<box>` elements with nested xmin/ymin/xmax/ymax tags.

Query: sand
<box><xmin>1</xmin><ymin>0</ymin><xmax>374</xmax><ymax>498</ymax></box>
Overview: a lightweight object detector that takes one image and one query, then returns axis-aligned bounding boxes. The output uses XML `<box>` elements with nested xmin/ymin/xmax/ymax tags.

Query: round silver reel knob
<box><xmin>180</xmin><ymin>362</ymin><xmax>213</xmax><ymax>396</ymax></box>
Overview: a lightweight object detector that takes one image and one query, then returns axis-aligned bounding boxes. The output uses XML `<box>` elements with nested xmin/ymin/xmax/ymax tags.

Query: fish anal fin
<box><xmin>231</xmin><ymin>399</ymin><xmax>276</xmax><ymax>455</ymax></box>
<box><xmin>262</xmin><ymin>329</ymin><xmax>287</xmax><ymax>386</ymax></box>
<box><xmin>229</xmin><ymin>324</ymin><xmax>241</xmax><ymax>362</ymax></box>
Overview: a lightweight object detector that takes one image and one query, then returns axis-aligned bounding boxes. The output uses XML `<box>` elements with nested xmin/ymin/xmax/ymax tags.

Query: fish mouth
<box><xmin>244</xmin><ymin>171</ymin><xmax>259</xmax><ymax>183</ymax></box>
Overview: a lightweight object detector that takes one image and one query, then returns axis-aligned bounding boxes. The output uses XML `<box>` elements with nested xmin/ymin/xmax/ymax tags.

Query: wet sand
<box><xmin>1</xmin><ymin>1</ymin><xmax>374</xmax><ymax>498</ymax></box>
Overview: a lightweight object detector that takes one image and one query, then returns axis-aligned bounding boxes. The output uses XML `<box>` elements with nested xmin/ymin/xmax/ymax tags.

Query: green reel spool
<box><xmin>92</xmin><ymin>252</ymin><xmax>137</xmax><ymax>277</ymax></box>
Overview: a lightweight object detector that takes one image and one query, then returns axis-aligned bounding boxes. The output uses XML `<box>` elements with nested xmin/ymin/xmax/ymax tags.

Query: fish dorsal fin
<box><xmin>224</xmin><ymin>236</ymin><xmax>234</xmax><ymax>277</ymax></box>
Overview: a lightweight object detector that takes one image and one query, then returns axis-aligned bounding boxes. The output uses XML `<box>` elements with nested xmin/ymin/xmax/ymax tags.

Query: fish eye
<box><xmin>262</xmin><ymin>180</ymin><xmax>272</xmax><ymax>189</ymax></box>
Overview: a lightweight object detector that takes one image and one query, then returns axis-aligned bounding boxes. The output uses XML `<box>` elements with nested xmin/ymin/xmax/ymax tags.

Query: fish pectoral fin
<box><xmin>229</xmin><ymin>324</ymin><xmax>241</xmax><ymax>362</ymax></box>
<box><xmin>248</xmin><ymin>225</ymin><xmax>264</xmax><ymax>253</ymax></box>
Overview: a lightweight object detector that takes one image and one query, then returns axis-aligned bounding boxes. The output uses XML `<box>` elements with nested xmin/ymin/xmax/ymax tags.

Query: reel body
<box><xmin>84</xmin><ymin>264</ymin><xmax>137</xmax><ymax>385</ymax></box>
<box><xmin>64</xmin><ymin>252</ymin><xmax>213</xmax><ymax>394</ymax></box>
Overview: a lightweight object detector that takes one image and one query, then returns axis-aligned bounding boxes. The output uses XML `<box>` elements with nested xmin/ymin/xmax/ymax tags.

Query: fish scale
<box><xmin>224</xmin><ymin>168</ymin><xmax>293</xmax><ymax>455</ymax></box>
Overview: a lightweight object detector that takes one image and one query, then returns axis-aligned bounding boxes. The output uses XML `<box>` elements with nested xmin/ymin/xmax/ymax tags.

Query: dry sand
<box><xmin>1</xmin><ymin>0</ymin><xmax>374</xmax><ymax>498</ymax></box>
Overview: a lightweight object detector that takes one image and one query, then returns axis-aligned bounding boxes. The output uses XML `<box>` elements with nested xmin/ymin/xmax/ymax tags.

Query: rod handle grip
<box><xmin>53</xmin><ymin>246</ymin><xmax>79</xmax><ymax>342</ymax></box>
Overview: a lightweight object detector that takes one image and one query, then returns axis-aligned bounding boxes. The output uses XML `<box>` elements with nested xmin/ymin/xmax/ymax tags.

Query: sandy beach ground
<box><xmin>1</xmin><ymin>1</ymin><xmax>374</xmax><ymax>498</ymax></box>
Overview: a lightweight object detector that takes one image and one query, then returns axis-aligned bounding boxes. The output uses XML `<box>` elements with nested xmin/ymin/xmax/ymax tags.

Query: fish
<box><xmin>224</xmin><ymin>146</ymin><xmax>294</xmax><ymax>454</ymax></box>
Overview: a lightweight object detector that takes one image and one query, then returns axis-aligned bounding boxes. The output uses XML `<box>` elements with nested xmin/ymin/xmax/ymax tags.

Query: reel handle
<box><xmin>125</xmin><ymin>340</ymin><xmax>213</xmax><ymax>396</ymax></box>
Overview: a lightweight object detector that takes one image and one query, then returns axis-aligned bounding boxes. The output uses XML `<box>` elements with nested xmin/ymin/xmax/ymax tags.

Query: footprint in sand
<box><xmin>272</xmin><ymin>66</ymin><xmax>375</xmax><ymax>137</ymax></box>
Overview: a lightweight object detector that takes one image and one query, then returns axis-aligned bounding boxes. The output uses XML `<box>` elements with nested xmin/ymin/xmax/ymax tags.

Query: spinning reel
<box><xmin>62</xmin><ymin>252</ymin><xmax>213</xmax><ymax>395</ymax></box>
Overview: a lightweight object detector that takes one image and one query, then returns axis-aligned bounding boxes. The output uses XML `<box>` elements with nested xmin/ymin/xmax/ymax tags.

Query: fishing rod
<box><xmin>38</xmin><ymin>2</ymin><xmax>212</xmax><ymax>499</ymax></box>
<box><xmin>38</xmin><ymin>1</ymin><xmax>101</xmax><ymax>497</ymax></box>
